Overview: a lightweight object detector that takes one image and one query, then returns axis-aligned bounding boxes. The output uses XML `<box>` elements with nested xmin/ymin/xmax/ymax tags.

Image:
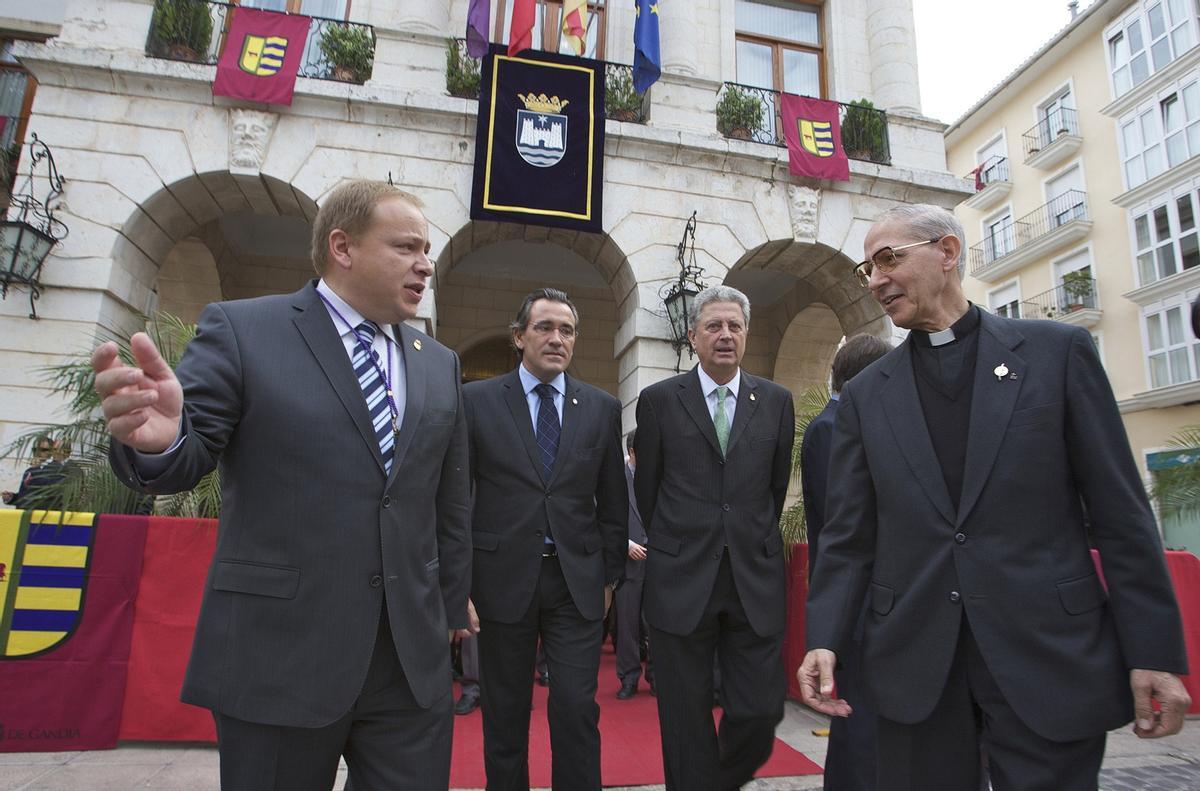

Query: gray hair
<box><xmin>876</xmin><ymin>204</ymin><xmax>966</xmax><ymax>276</ymax></box>
<box><xmin>688</xmin><ymin>285</ymin><xmax>751</xmax><ymax>331</ymax></box>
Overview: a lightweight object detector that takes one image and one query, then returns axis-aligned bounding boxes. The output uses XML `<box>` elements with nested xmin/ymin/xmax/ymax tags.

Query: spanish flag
<box><xmin>562</xmin><ymin>0</ymin><xmax>588</xmax><ymax>56</ymax></box>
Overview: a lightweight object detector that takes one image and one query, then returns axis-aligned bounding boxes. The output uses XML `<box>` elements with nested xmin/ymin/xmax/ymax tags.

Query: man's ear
<box><xmin>328</xmin><ymin>228</ymin><xmax>353</xmax><ymax>271</ymax></box>
<box><xmin>939</xmin><ymin>235</ymin><xmax>962</xmax><ymax>273</ymax></box>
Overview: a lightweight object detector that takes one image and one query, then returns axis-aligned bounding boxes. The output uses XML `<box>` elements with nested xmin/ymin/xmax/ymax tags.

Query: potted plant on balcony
<box><xmin>716</xmin><ymin>85</ymin><xmax>763</xmax><ymax>141</ymax></box>
<box><xmin>1061</xmin><ymin>269</ymin><xmax>1094</xmax><ymax>312</ymax></box>
<box><xmin>606</xmin><ymin>68</ymin><xmax>643</xmax><ymax>123</ymax></box>
<box><xmin>150</xmin><ymin>0</ymin><xmax>214</xmax><ymax>63</ymax></box>
<box><xmin>445</xmin><ymin>38</ymin><xmax>481</xmax><ymax>99</ymax></box>
<box><xmin>319</xmin><ymin>24</ymin><xmax>374</xmax><ymax>83</ymax></box>
<box><xmin>840</xmin><ymin>98</ymin><xmax>887</xmax><ymax>161</ymax></box>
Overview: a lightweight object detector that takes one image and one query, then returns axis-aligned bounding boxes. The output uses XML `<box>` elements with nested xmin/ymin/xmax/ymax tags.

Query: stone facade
<box><xmin>0</xmin><ymin>0</ymin><xmax>968</xmax><ymax>488</ymax></box>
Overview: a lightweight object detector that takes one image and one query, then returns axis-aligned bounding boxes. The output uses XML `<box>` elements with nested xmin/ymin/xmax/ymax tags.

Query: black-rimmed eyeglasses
<box><xmin>853</xmin><ymin>238</ymin><xmax>942</xmax><ymax>288</ymax></box>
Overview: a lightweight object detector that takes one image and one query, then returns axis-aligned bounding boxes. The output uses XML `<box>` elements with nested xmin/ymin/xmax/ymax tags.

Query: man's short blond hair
<box><xmin>311</xmin><ymin>180</ymin><xmax>424</xmax><ymax>274</ymax></box>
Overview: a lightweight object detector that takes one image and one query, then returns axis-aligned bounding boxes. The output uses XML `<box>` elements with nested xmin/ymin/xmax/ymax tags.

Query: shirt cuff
<box><xmin>131</xmin><ymin>426</ymin><xmax>186</xmax><ymax>478</ymax></box>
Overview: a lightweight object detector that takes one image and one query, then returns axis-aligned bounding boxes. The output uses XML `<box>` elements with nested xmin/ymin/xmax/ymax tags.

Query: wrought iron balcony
<box><xmin>715</xmin><ymin>83</ymin><xmax>891</xmax><ymax>165</ymax></box>
<box><xmin>1020</xmin><ymin>275</ymin><xmax>1100</xmax><ymax>326</ymax></box>
<box><xmin>145</xmin><ymin>0</ymin><xmax>376</xmax><ymax>84</ymax></box>
<box><xmin>969</xmin><ymin>155</ymin><xmax>1009</xmax><ymax>187</ymax></box>
<box><xmin>1022</xmin><ymin>107</ymin><xmax>1081</xmax><ymax>167</ymax></box>
<box><xmin>445</xmin><ymin>40</ymin><xmax>646</xmax><ymax>123</ymax></box>
<box><xmin>968</xmin><ymin>190</ymin><xmax>1091</xmax><ymax>282</ymax></box>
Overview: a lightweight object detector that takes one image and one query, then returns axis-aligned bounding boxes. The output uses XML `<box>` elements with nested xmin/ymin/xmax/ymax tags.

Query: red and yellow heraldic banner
<box><xmin>213</xmin><ymin>7</ymin><xmax>310</xmax><ymax>106</ymax></box>
<box><xmin>0</xmin><ymin>511</ymin><xmax>147</xmax><ymax>751</ymax></box>
<box><xmin>780</xmin><ymin>94</ymin><xmax>850</xmax><ymax>182</ymax></box>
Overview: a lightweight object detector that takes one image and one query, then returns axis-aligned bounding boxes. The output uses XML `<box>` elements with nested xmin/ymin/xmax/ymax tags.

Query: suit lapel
<box><xmin>551</xmin><ymin>376</ymin><xmax>583</xmax><ymax>485</ymax></box>
<box><xmin>291</xmin><ymin>284</ymin><xmax>386</xmax><ymax>474</ymax></box>
<box><xmin>726</xmin><ymin>373</ymin><xmax>759</xmax><ymax>455</ymax></box>
<box><xmin>677</xmin><ymin>368</ymin><xmax>723</xmax><ymax>458</ymax></box>
<box><xmin>956</xmin><ymin>315</ymin><xmax>1026</xmax><ymax>527</ymax></box>
<box><xmin>502</xmin><ymin>369</ymin><xmax>547</xmax><ymax>484</ymax></box>
<box><xmin>389</xmin><ymin>324</ymin><xmax>428</xmax><ymax>484</ymax></box>
<box><xmin>881</xmin><ymin>342</ymin><xmax>956</xmax><ymax>526</ymax></box>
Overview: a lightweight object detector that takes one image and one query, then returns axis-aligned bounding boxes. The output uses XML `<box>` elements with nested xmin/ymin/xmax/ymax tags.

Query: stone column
<box><xmin>660</xmin><ymin>0</ymin><xmax>699</xmax><ymax>77</ymax></box>
<box><xmin>865</xmin><ymin>0</ymin><xmax>921</xmax><ymax>115</ymax></box>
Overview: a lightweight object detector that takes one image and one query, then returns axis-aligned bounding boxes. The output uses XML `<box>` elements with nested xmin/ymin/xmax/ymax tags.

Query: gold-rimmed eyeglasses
<box><xmin>853</xmin><ymin>238</ymin><xmax>943</xmax><ymax>288</ymax></box>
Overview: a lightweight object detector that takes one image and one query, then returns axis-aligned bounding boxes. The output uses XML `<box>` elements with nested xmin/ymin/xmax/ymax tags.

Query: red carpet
<box><xmin>449</xmin><ymin>645</ymin><xmax>822</xmax><ymax>787</ymax></box>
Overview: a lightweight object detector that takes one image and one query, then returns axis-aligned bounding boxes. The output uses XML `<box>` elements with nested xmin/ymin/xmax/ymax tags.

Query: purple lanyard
<box><xmin>318</xmin><ymin>292</ymin><xmax>401</xmax><ymax>437</ymax></box>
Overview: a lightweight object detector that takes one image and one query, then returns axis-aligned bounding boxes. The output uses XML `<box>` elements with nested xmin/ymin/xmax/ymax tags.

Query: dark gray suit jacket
<box><xmin>624</xmin><ymin>465</ymin><xmax>648</xmax><ymax>582</ymax></box>
<box><xmin>110</xmin><ymin>282</ymin><xmax>471</xmax><ymax>727</ymax></box>
<box><xmin>464</xmin><ymin>368</ymin><xmax>627</xmax><ymax>622</ymax></box>
<box><xmin>807</xmin><ymin>311</ymin><xmax>1187</xmax><ymax>742</ymax></box>
<box><xmin>800</xmin><ymin>398</ymin><xmax>837</xmax><ymax>581</ymax></box>
<box><xmin>634</xmin><ymin>368</ymin><xmax>795</xmax><ymax>637</ymax></box>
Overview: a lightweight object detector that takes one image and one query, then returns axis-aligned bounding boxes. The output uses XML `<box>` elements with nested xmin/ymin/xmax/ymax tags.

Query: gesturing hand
<box><xmin>798</xmin><ymin>648</ymin><xmax>852</xmax><ymax>717</ymax></box>
<box><xmin>91</xmin><ymin>333</ymin><xmax>184</xmax><ymax>453</ymax></box>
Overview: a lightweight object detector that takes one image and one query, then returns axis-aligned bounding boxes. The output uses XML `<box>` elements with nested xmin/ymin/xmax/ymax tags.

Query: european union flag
<box><xmin>633</xmin><ymin>0</ymin><xmax>661</xmax><ymax>93</ymax></box>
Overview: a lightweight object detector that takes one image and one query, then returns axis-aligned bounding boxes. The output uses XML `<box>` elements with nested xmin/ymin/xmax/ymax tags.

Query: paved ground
<box><xmin>1</xmin><ymin>702</ymin><xmax>1197</xmax><ymax>790</ymax></box>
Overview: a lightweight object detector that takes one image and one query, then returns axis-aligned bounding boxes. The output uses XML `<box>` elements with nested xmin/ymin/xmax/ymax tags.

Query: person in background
<box><xmin>800</xmin><ymin>333</ymin><xmax>890</xmax><ymax>790</ymax></box>
<box><xmin>615</xmin><ymin>428</ymin><xmax>653</xmax><ymax>699</ymax></box>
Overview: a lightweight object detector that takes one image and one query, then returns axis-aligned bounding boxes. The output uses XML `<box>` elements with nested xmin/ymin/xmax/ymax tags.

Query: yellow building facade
<box><xmin>947</xmin><ymin>0</ymin><xmax>1200</xmax><ymax>551</ymax></box>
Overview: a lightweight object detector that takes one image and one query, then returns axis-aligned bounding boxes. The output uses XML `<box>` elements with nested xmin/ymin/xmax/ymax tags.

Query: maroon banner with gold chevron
<box><xmin>212</xmin><ymin>7</ymin><xmax>310</xmax><ymax>106</ymax></box>
<box><xmin>0</xmin><ymin>512</ymin><xmax>147</xmax><ymax>751</ymax></box>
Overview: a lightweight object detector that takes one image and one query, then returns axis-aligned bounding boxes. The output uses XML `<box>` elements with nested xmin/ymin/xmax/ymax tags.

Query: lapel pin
<box><xmin>412</xmin><ymin>339</ymin><xmax>422</xmax><ymax>351</ymax></box>
<box><xmin>571</xmin><ymin>397</ymin><xmax>578</xmax><ymax>405</ymax></box>
<box><xmin>1009</xmin><ymin>373</ymin><xmax>1019</xmax><ymax>380</ymax></box>
<box><xmin>993</xmin><ymin>363</ymin><xmax>1009</xmax><ymax>382</ymax></box>
<box><xmin>749</xmin><ymin>392</ymin><xmax>756</xmax><ymax>401</ymax></box>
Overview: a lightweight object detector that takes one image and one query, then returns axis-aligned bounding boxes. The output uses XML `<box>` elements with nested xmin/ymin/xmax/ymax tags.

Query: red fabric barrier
<box><xmin>1166</xmin><ymin>551</ymin><xmax>1200</xmax><ymax>715</ymax></box>
<box><xmin>783</xmin><ymin>544</ymin><xmax>808</xmax><ymax>701</ymax></box>
<box><xmin>0</xmin><ymin>512</ymin><xmax>147</xmax><ymax>752</ymax></box>
<box><xmin>119</xmin><ymin>517</ymin><xmax>218</xmax><ymax>741</ymax></box>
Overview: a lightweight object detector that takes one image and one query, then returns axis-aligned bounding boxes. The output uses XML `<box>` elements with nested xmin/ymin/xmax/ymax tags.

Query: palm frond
<box><xmin>779</xmin><ymin>385</ymin><xmax>831</xmax><ymax>548</ymax></box>
<box><xmin>1151</xmin><ymin>427</ymin><xmax>1200</xmax><ymax>519</ymax></box>
<box><xmin>3</xmin><ymin>311</ymin><xmax>221</xmax><ymax>518</ymax></box>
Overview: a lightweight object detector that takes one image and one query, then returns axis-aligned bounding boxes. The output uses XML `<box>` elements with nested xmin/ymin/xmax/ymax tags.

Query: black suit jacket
<box><xmin>634</xmin><ymin>368</ymin><xmax>795</xmax><ymax>637</ymax></box>
<box><xmin>110</xmin><ymin>282</ymin><xmax>472</xmax><ymax>727</ymax></box>
<box><xmin>800</xmin><ymin>399</ymin><xmax>837</xmax><ymax>580</ymax></box>
<box><xmin>624</xmin><ymin>465</ymin><xmax>648</xmax><ymax>581</ymax></box>
<box><xmin>464</xmin><ymin>369</ymin><xmax>627</xmax><ymax>622</ymax></box>
<box><xmin>807</xmin><ymin>311</ymin><xmax>1187</xmax><ymax>741</ymax></box>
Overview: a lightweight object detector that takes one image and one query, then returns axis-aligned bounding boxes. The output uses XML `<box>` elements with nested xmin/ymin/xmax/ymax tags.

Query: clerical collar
<box><xmin>911</xmin><ymin>304</ymin><xmax>980</xmax><ymax>348</ymax></box>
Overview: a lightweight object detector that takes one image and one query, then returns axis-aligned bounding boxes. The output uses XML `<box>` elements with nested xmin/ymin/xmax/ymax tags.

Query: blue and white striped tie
<box><xmin>352</xmin><ymin>321</ymin><xmax>395</xmax><ymax>474</ymax></box>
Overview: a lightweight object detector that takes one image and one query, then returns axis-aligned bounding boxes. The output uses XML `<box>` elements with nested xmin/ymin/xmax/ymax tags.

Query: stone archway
<box><xmin>111</xmin><ymin>172</ymin><xmax>319</xmax><ymax>324</ymax></box>
<box><xmin>434</xmin><ymin>220</ymin><xmax>638</xmax><ymax>397</ymax></box>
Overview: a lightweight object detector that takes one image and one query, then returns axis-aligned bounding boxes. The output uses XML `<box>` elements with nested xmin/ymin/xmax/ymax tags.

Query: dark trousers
<box><xmin>460</xmin><ymin>633</ymin><xmax>481</xmax><ymax>698</ymax></box>
<box><xmin>876</xmin><ymin>619</ymin><xmax>1105</xmax><ymax>791</ymax></box>
<box><xmin>615</xmin><ymin>574</ymin><xmax>653</xmax><ymax>687</ymax></box>
<box><xmin>649</xmin><ymin>551</ymin><xmax>785</xmax><ymax>791</ymax></box>
<box><xmin>823</xmin><ymin>633</ymin><xmax>876</xmax><ymax>790</ymax></box>
<box><xmin>214</xmin><ymin>612</ymin><xmax>452</xmax><ymax>791</ymax></box>
<box><xmin>477</xmin><ymin>556</ymin><xmax>603</xmax><ymax>791</ymax></box>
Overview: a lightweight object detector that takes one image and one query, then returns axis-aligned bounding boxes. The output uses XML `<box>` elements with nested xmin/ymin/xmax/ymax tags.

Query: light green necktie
<box><xmin>714</xmin><ymin>385</ymin><xmax>730</xmax><ymax>456</ymax></box>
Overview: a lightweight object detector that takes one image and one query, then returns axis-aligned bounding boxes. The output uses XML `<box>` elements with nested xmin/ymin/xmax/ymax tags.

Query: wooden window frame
<box><xmin>734</xmin><ymin>0</ymin><xmax>826</xmax><ymax>99</ymax></box>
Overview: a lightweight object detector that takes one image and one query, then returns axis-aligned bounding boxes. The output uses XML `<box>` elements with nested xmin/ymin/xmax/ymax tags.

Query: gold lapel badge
<box><xmin>412</xmin><ymin>339</ymin><xmax>422</xmax><ymax>351</ymax></box>
<box><xmin>993</xmin><ymin>363</ymin><xmax>1009</xmax><ymax>382</ymax></box>
<box><xmin>749</xmin><ymin>392</ymin><xmax>756</xmax><ymax>401</ymax></box>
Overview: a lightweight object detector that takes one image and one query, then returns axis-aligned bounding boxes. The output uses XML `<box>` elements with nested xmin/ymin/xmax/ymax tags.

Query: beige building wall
<box><xmin>947</xmin><ymin>0</ymin><xmax>1200</xmax><ymax>548</ymax></box>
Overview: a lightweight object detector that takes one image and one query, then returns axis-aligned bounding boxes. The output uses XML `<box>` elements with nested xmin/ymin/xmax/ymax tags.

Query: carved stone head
<box><xmin>229</xmin><ymin>109</ymin><xmax>278</xmax><ymax>171</ymax></box>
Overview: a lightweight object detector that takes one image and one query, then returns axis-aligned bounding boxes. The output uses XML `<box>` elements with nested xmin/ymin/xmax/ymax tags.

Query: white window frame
<box><xmin>987</xmin><ymin>279</ymin><xmax>1022</xmax><ymax>319</ymax></box>
<box><xmin>1050</xmin><ymin>244</ymin><xmax>1097</xmax><ymax>312</ymax></box>
<box><xmin>982</xmin><ymin>204</ymin><xmax>1015</xmax><ymax>264</ymax></box>
<box><xmin>1131</xmin><ymin>184</ymin><xmax>1200</xmax><ymax>285</ymax></box>
<box><xmin>1043</xmin><ymin>161</ymin><xmax>1087</xmax><ymax>228</ymax></box>
<box><xmin>1105</xmin><ymin>0</ymin><xmax>1200</xmax><ymax>99</ymax></box>
<box><xmin>975</xmin><ymin>132</ymin><xmax>1009</xmax><ymax>184</ymax></box>
<box><xmin>1142</xmin><ymin>293</ymin><xmax>1200</xmax><ymax>388</ymax></box>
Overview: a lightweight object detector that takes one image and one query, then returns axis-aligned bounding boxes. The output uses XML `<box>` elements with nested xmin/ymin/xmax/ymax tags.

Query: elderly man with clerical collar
<box><xmin>800</xmin><ymin>204</ymin><xmax>1190</xmax><ymax>790</ymax></box>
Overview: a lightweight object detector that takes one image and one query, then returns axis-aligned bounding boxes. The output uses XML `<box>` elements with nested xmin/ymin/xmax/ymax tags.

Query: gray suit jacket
<box><xmin>634</xmin><ymin>368</ymin><xmax>795</xmax><ymax>637</ymax></box>
<box><xmin>624</xmin><ymin>465</ymin><xmax>647</xmax><ymax>581</ymax></box>
<box><xmin>807</xmin><ymin>311</ymin><xmax>1187</xmax><ymax>741</ymax></box>
<box><xmin>111</xmin><ymin>282</ymin><xmax>471</xmax><ymax>727</ymax></box>
<box><xmin>464</xmin><ymin>368</ymin><xmax>627</xmax><ymax>623</ymax></box>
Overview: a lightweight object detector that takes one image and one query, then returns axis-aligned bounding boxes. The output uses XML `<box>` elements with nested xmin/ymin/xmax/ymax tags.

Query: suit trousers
<box><xmin>823</xmin><ymin>635</ymin><xmax>876</xmax><ymax>791</ymax></box>
<box><xmin>477</xmin><ymin>556</ymin><xmax>604</xmax><ymax>791</ymax></box>
<box><xmin>615</xmin><ymin>575</ymin><xmax>652</xmax><ymax>687</ymax></box>
<box><xmin>876</xmin><ymin>616</ymin><xmax>1105</xmax><ymax>791</ymax></box>
<box><xmin>649</xmin><ymin>550</ymin><xmax>786</xmax><ymax>791</ymax></box>
<box><xmin>213</xmin><ymin>609</ymin><xmax>452</xmax><ymax>791</ymax></box>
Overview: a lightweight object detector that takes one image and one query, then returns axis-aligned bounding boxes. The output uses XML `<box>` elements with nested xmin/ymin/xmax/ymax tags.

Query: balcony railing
<box><xmin>145</xmin><ymin>0</ymin><xmax>376</xmax><ymax>84</ymax></box>
<box><xmin>1022</xmin><ymin>107</ymin><xmax>1079</xmax><ymax>160</ymax></box>
<box><xmin>1020</xmin><ymin>276</ymin><xmax>1099</xmax><ymax>321</ymax></box>
<box><xmin>968</xmin><ymin>190</ymin><xmax>1089</xmax><ymax>276</ymax></box>
<box><xmin>715</xmin><ymin>82</ymin><xmax>891</xmax><ymax>166</ymax></box>
<box><xmin>968</xmin><ymin>155</ymin><xmax>1009</xmax><ymax>188</ymax></box>
<box><xmin>446</xmin><ymin>40</ymin><xmax>646</xmax><ymax>124</ymax></box>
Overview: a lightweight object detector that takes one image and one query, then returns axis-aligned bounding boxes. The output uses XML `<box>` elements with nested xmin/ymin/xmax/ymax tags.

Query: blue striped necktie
<box><xmin>352</xmin><ymin>321</ymin><xmax>395</xmax><ymax>474</ymax></box>
<box><xmin>534</xmin><ymin>383</ymin><xmax>560</xmax><ymax>482</ymax></box>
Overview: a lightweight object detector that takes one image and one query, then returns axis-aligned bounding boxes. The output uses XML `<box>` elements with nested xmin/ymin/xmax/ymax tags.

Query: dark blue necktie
<box><xmin>534</xmin><ymin>383</ymin><xmax>560</xmax><ymax>483</ymax></box>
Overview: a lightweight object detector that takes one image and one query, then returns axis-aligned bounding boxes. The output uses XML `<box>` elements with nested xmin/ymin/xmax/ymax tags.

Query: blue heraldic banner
<box><xmin>471</xmin><ymin>45</ymin><xmax>605</xmax><ymax>233</ymax></box>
